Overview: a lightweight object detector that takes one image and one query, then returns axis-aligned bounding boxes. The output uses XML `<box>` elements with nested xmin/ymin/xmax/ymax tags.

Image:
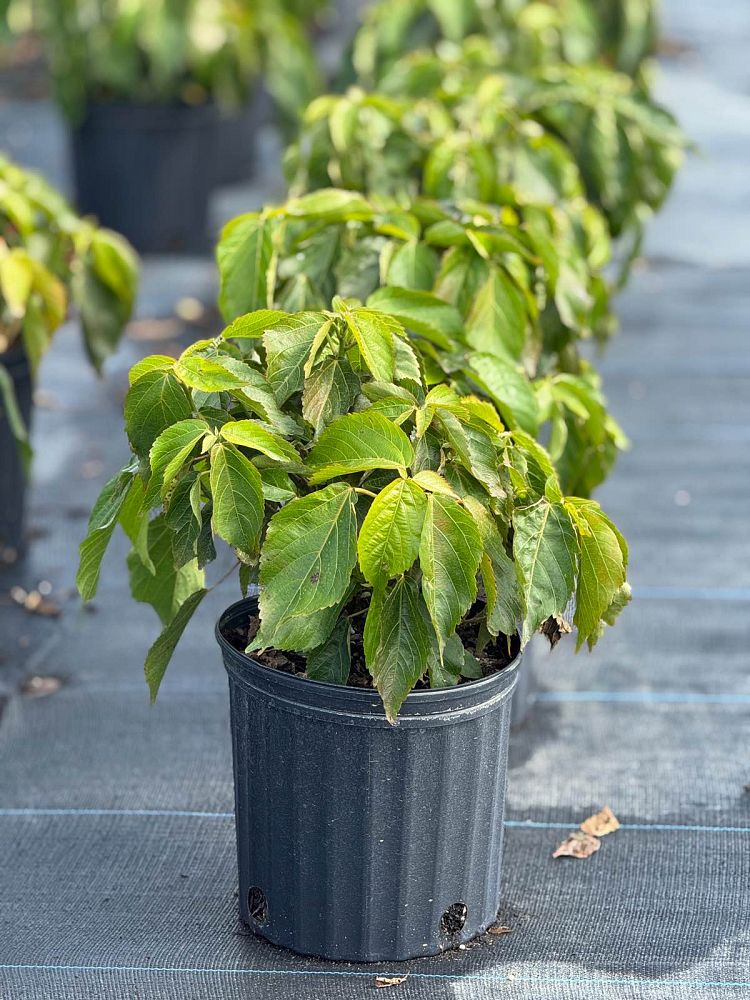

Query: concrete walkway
<box><xmin>1</xmin><ymin>2</ymin><xmax>748</xmax><ymax>997</ymax></box>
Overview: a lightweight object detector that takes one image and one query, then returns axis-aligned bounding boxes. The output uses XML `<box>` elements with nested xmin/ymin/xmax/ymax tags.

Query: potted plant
<box><xmin>351</xmin><ymin>0</ymin><xmax>658</xmax><ymax>88</ymax></box>
<box><xmin>288</xmin><ymin>47</ymin><xmax>684</xmax><ymax>271</ymax></box>
<box><xmin>0</xmin><ymin>155</ymin><xmax>138</xmax><ymax>558</ymax></box>
<box><xmin>29</xmin><ymin>0</ymin><xmax>323</xmax><ymax>253</ymax></box>
<box><xmin>78</xmin><ymin>303</ymin><xmax>629</xmax><ymax>960</ymax></box>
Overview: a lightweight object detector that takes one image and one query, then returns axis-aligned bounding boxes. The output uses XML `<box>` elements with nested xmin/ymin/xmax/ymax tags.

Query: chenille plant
<box><xmin>77</xmin><ymin>303</ymin><xmax>630</xmax><ymax>721</ymax></box>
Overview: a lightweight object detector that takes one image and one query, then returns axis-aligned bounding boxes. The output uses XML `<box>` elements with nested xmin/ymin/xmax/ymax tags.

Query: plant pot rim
<box><xmin>216</xmin><ymin>597</ymin><xmax>521</xmax><ymax>727</ymax></box>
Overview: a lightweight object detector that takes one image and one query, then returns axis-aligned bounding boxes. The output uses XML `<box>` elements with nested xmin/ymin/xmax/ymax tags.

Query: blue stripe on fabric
<box><xmin>1</xmin><ymin>808</ymin><xmax>748</xmax><ymax>834</ymax></box>
<box><xmin>0</xmin><ymin>961</ymin><xmax>749</xmax><ymax>989</ymax></box>
<box><xmin>534</xmin><ymin>691</ymin><xmax>750</xmax><ymax>705</ymax></box>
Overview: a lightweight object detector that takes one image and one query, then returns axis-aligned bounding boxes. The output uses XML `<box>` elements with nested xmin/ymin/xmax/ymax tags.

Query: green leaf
<box><xmin>467</xmin><ymin>353</ymin><xmax>539</xmax><ymax>434</ymax></box>
<box><xmin>366</xmin><ymin>287</ymin><xmax>463</xmax><ymax>350</ymax></box>
<box><xmin>363</xmin><ymin>576</ymin><xmax>432</xmax><ymax>723</ymax></box>
<box><xmin>173</xmin><ymin>354</ymin><xmax>262</xmax><ymax>393</ymax></box>
<box><xmin>573</xmin><ymin>503</ymin><xmax>628</xmax><ymax>650</ymax></box>
<box><xmin>76</xmin><ymin>464</ymin><xmax>137</xmax><ymax>601</ymax></box>
<box><xmin>222</xmin><ymin>309</ymin><xmax>290</xmax><ymax>340</ymax></box>
<box><xmin>127</xmin><ymin>516</ymin><xmax>205</xmax><ymax>626</ymax></box>
<box><xmin>513</xmin><ymin>501</ymin><xmax>578</xmax><ymax>646</ymax></box>
<box><xmin>419</xmin><ymin>494</ymin><xmax>482</xmax><ymax>658</ymax></box>
<box><xmin>217</xmin><ymin>213</ymin><xmax>273</xmax><ymax>321</ymax></box>
<box><xmin>284</xmin><ymin>188</ymin><xmax>374</xmax><ymax>222</ymax></box>
<box><xmin>336</xmin><ymin>301</ymin><xmax>395</xmax><ymax>381</ymax></box>
<box><xmin>258</xmin><ymin>466</ymin><xmax>297</xmax><ymax>503</ymax></box>
<box><xmin>427</xmin><ymin>631</ymin><xmax>466</xmax><ymax>688</ymax></box>
<box><xmin>306</xmin><ymin>617</ymin><xmax>351</xmax><ymax>685</ymax></box>
<box><xmin>73</xmin><ymin>247</ymin><xmax>134</xmax><ymax>373</ymax></box>
<box><xmin>437</xmin><ymin>409</ymin><xmax>505</xmax><ymax>499</ymax></box>
<box><xmin>165</xmin><ymin>473</ymin><xmax>202</xmax><ymax>567</ymax></box>
<box><xmin>302</xmin><ymin>355</ymin><xmax>359</xmax><ymax>434</ymax></box>
<box><xmin>119</xmin><ymin>474</ymin><xmax>153</xmax><ymax>572</ymax></box>
<box><xmin>146</xmin><ymin>419</ymin><xmax>208</xmax><ymax>504</ymax></box>
<box><xmin>210</xmin><ymin>442</ymin><xmax>264</xmax><ymax>558</ymax></box>
<box><xmin>307</xmin><ymin>410</ymin><xmax>413</xmax><ymax>483</ymax></box>
<box><xmin>257</xmin><ymin>483</ymin><xmax>357</xmax><ymax>650</ymax></box>
<box><xmin>463</xmin><ymin>496</ymin><xmax>522</xmax><ymax>637</ymax></box>
<box><xmin>466</xmin><ymin>268</ymin><xmax>527</xmax><ymax>360</ymax></box>
<box><xmin>144</xmin><ymin>588</ymin><xmax>207</xmax><ymax>702</ymax></box>
<box><xmin>358</xmin><ymin>478</ymin><xmax>427</xmax><ymax>588</ymax></box>
<box><xmin>0</xmin><ymin>362</ymin><xmax>31</xmax><ymax>469</ymax></box>
<box><xmin>386</xmin><ymin>240</ymin><xmax>439</xmax><ymax>291</ymax></box>
<box><xmin>220</xmin><ymin>420</ymin><xmax>302</xmax><ymax>466</ymax></box>
<box><xmin>128</xmin><ymin>355</ymin><xmax>174</xmax><ymax>385</ymax></box>
<box><xmin>124</xmin><ymin>370</ymin><xmax>193</xmax><ymax>459</ymax></box>
<box><xmin>263</xmin><ymin>311</ymin><xmax>328</xmax><ymax>402</ymax></box>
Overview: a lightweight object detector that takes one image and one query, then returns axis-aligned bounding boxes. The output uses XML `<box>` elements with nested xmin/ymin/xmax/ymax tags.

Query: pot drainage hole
<box><xmin>441</xmin><ymin>902</ymin><xmax>468</xmax><ymax>936</ymax></box>
<box><xmin>247</xmin><ymin>886</ymin><xmax>268</xmax><ymax>925</ymax></box>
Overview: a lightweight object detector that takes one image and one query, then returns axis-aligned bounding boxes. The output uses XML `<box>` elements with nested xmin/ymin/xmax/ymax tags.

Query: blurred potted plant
<box><xmin>31</xmin><ymin>0</ymin><xmax>323</xmax><ymax>253</ymax></box>
<box><xmin>351</xmin><ymin>0</ymin><xmax>658</xmax><ymax>88</ymax></box>
<box><xmin>0</xmin><ymin>155</ymin><xmax>137</xmax><ymax>558</ymax></box>
<box><xmin>78</xmin><ymin>302</ymin><xmax>629</xmax><ymax>960</ymax></box>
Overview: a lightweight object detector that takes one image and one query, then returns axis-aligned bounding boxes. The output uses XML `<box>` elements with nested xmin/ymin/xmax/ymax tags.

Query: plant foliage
<box><xmin>79</xmin><ymin>305</ymin><xmax>630</xmax><ymax>721</ymax></box>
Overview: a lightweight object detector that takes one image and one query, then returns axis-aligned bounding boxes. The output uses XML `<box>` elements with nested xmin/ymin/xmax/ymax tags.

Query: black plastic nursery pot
<box><xmin>0</xmin><ymin>343</ymin><xmax>32</xmax><ymax>559</ymax></box>
<box><xmin>71</xmin><ymin>101</ymin><xmax>246</xmax><ymax>255</ymax></box>
<box><xmin>216</xmin><ymin>597</ymin><xmax>520</xmax><ymax>963</ymax></box>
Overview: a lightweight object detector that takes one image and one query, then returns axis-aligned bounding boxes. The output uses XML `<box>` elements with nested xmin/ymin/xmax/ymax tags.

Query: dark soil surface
<box><xmin>222</xmin><ymin>596</ymin><xmax>520</xmax><ymax>690</ymax></box>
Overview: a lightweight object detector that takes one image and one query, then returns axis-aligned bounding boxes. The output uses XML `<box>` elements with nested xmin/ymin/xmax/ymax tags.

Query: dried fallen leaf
<box><xmin>21</xmin><ymin>675</ymin><xmax>63</xmax><ymax>698</ymax></box>
<box><xmin>553</xmin><ymin>831</ymin><xmax>601</xmax><ymax>859</ymax></box>
<box><xmin>488</xmin><ymin>924</ymin><xmax>512</xmax><ymax>936</ymax></box>
<box><xmin>375</xmin><ymin>976</ymin><xmax>408</xmax><ymax>988</ymax></box>
<box><xmin>580</xmin><ymin>805</ymin><xmax>620</xmax><ymax>837</ymax></box>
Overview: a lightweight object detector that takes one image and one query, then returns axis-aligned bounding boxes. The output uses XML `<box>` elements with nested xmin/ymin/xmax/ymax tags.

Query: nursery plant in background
<box><xmin>216</xmin><ymin>188</ymin><xmax>627</xmax><ymax>497</ymax></box>
<box><xmin>0</xmin><ymin>155</ymin><xmax>137</xmax><ymax>557</ymax></box>
<box><xmin>78</xmin><ymin>302</ymin><xmax>630</xmax><ymax>959</ymax></box>
<box><xmin>289</xmin><ymin>43</ymin><xmax>684</xmax><ymax>269</ymax></box>
<box><xmin>351</xmin><ymin>0</ymin><xmax>659</xmax><ymax>87</ymax></box>
<box><xmin>27</xmin><ymin>0</ymin><xmax>325</xmax><ymax>252</ymax></box>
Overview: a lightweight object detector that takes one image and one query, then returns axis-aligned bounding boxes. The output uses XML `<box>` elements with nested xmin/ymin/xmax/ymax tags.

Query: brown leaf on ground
<box><xmin>580</xmin><ymin>805</ymin><xmax>621</xmax><ymax>837</ymax></box>
<box><xmin>552</xmin><ymin>831</ymin><xmax>601</xmax><ymax>859</ymax></box>
<box><xmin>375</xmin><ymin>976</ymin><xmax>408</xmax><ymax>988</ymax></box>
<box><xmin>488</xmin><ymin>924</ymin><xmax>512</xmax><ymax>936</ymax></box>
<box><xmin>20</xmin><ymin>675</ymin><xmax>63</xmax><ymax>698</ymax></box>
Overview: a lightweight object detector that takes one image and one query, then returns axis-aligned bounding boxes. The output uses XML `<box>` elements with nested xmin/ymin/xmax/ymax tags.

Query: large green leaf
<box><xmin>76</xmin><ymin>464</ymin><xmax>137</xmax><ymax>600</ymax></box>
<box><xmin>366</xmin><ymin>287</ymin><xmax>463</xmax><ymax>350</ymax></box>
<box><xmin>217</xmin><ymin>213</ymin><xmax>273</xmax><ymax>321</ymax></box>
<box><xmin>220</xmin><ymin>420</ymin><xmax>302</xmax><ymax>466</ymax></box>
<box><xmin>358</xmin><ymin>478</ymin><xmax>427</xmax><ymax>588</ymax></box>
<box><xmin>467</xmin><ymin>352</ymin><xmax>539</xmax><ymax>434</ymax></box>
<box><xmin>144</xmin><ymin>588</ymin><xmax>207</xmax><ymax>702</ymax></box>
<box><xmin>165</xmin><ymin>473</ymin><xmax>202</xmax><ymax>567</ymax></box>
<box><xmin>302</xmin><ymin>355</ymin><xmax>359</xmax><ymax>434</ymax></box>
<box><xmin>263</xmin><ymin>311</ymin><xmax>328</xmax><ymax>402</ymax></box>
<box><xmin>386</xmin><ymin>240</ymin><xmax>439</xmax><ymax>291</ymax></box>
<box><xmin>572</xmin><ymin>503</ymin><xmax>628</xmax><ymax>649</ymax></box>
<box><xmin>419</xmin><ymin>494</ymin><xmax>482</xmax><ymax>657</ymax></box>
<box><xmin>335</xmin><ymin>300</ymin><xmax>395</xmax><ymax>381</ymax></box>
<box><xmin>145</xmin><ymin>418</ymin><xmax>208</xmax><ymax>504</ymax></box>
<box><xmin>257</xmin><ymin>483</ymin><xmax>357</xmax><ymax>650</ymax></box>
<box><xmin>127</xmin><ymin>516</ymin><xmax>205</xmax><ymax>626</ymax></box>
<box><xmin>306</xmin><ymin>617</ymin><xmax>351</xmax><ymax>685</ymax></box>
<box><xmin>124</xmin><ymin>370</ymin><xmax>193</xmax><ymax>459</ymax></box>
<box><xmin>209</xmin><ymin>442</ymin><xmax>264</xmax><ymax>558</ymax></box>
<box><xmin>307</xmin><ymin>410</ymin><xmax>413</xmax><ymax>483</ymax></box>
<box><xmin>513</xmin><ymin>500</ymin><xmax>578</xmax><ymax>645</ymax></box>
<box><xmin>466</xmin><ymin>268</ymin><xmax>527</xmax><ymax>360</ymax></box>
<box><xmin>464</xmin><ymin>496</ymin><xmax>522</xmax><ymax>637</ymax></box>
<box><xmin>363</xmin><ymin>576</ymin><xmax>432</xmax><ymax>723</ymax></box>
<box><xmin>284</xmin><ymin>188</ymin><xmax>374</xmax><ymax>222</ymax></box>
